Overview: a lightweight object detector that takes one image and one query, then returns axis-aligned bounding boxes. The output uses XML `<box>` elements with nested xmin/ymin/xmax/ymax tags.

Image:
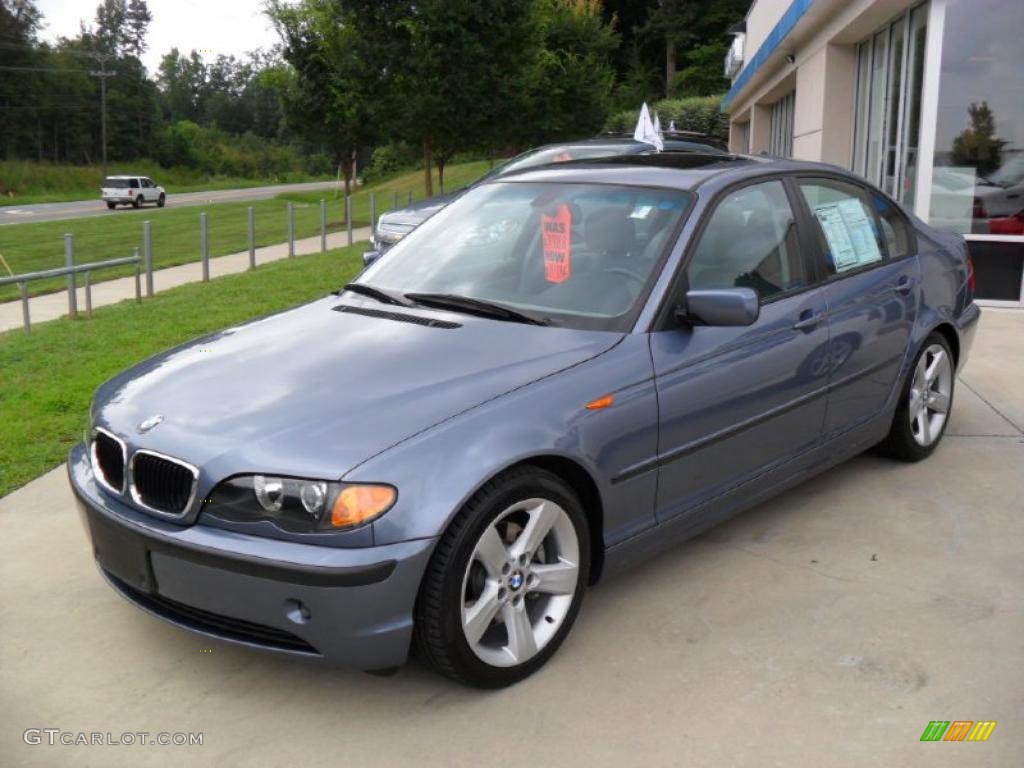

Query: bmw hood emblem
<box><xmin>137</xmin><ymin>414</ymin><xmax>164</xmax><ymax>434</ymax></box>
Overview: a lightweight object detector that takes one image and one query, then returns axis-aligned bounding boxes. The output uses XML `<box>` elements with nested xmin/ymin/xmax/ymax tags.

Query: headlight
<box><xmin>203</xmin><ymin>475</ymin><xmax>396</xmax><ymax>533</ymax></box>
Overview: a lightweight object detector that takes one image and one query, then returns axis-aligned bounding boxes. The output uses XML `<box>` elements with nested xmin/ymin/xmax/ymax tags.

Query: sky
<box><xmin>34</xmin><ymin>0</ymin><xmax>281</xmax><ymax>72</ymax></box>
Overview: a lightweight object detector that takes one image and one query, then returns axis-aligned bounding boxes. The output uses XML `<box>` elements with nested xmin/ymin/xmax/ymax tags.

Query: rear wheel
<box><xmin>132</xmin><ymin>196</ymin><xmax>141</xmax><ymax>209</ymax></box>
<box><xmin>415</xmin><ymin>467</ymin><xmax>590</xmax><ymax>688</ymax></box>
<box><xmin>877</xmin><ymin>332</ymin><xmax>955</xmax><ymax>461</ymax></box>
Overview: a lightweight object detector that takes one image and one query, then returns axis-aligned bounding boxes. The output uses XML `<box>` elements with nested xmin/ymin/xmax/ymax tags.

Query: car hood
<box><xmin>93</xmin><ymin>296</ymin><xmax>621</xmax><ymax>482</ymax></box>
<box><xmin>378</xmin><ymin>192</ymin><xmax>459</xmax><ymax>227</ymax></box>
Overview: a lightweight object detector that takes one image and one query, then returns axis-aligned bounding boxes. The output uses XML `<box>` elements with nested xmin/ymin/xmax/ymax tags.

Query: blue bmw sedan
<box><xmin>70</xmin><ymin>152</ymin><xmax>979</xmax><ymax>688</ymax></box>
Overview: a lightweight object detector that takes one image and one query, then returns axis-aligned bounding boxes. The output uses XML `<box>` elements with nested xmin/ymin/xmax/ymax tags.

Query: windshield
<box><xmin>357</xmin><ymin>181</ymin><xmax>692</xmax><ymax>330</ymax></box>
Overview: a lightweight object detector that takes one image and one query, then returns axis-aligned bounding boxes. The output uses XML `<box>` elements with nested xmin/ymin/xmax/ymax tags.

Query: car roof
<box><xmin>532</xmin><ymin>136</ymin><xmax>726</xmax><ymax>153</ymax></box>
<box><xmin>105</xmin><ymin>175</ymin><xmax>149</xmax><ymax>179</ymax></box>
<box><xmin>491</xmin><ymin>151</ymin><xmax>862</xmax><ymax>193</ymax></box>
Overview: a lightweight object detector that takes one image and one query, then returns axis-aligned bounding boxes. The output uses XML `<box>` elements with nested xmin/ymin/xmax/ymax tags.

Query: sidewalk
<box><xmin>0</xmin><ymin>226</ymin><xmax>371</xmax><ymax>334</ymax></box>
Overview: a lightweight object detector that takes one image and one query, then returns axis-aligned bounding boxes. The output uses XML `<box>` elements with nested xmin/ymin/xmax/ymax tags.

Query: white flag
<box><xmin>633</xmin><ymin>103</ymin><xmax>664</xmax><ymax>152</ymax></box>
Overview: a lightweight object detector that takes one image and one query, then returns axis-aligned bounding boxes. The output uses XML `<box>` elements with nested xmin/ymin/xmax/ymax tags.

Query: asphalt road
<box><xmin>0</xmin><ymin>180</ymin><xmax>342</xmax><ymax>226</ymax></box>
<box><xmin>1</xmin><ymin>311</ymin><xmax>1021</xmax><ymax>768</ymax></box>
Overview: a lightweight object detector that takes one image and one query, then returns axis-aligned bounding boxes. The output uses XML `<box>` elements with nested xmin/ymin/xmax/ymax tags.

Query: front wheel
<box><xmin>415</xmin><ymin>467</ymin><xmax>590</xmax><ymax>688</ymax></box>
<box><xmin>106</xmin><ymin>201</ymin><xmax>116</xmax><ymax>210</ymax></box>
<box><xmin>157</xmin><ymin>193</ymin><xmax>165</xmax><ymax>208</ymax></box>
<box><xmin>877</xmin><ymin>332</ymin><xmax>955</xmax><ymax>461</ymax></box>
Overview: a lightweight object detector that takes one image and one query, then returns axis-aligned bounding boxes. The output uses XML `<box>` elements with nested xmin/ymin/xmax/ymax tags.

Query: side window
<box><xmin>129</xmin><ymin>178</ymin><xmax>140</xmax><ymax>189</ymax></box>
<box><xmin>870</xmin><ymin>193</ymin><xmax>912</xmax><ymax>258</ymax></box>
<box><xmin>800</xmin><ymin>179</ymin><xmax>886</xmax><ymax>275</ymax></box>
<box><xmin>687</xmin><ymin>180</ymin><xmax>805</xmax><ymax>302</ymax></box>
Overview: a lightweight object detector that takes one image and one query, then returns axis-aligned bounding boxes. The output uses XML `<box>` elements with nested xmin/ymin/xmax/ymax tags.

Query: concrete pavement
<box><xmin>0</xmin><ymin>226</ymin><xmax>371</xmax><ymax>334</ymax></box>
<box><xmin>0</xmin><ymin>181</ymin><xmax>344</xmax><ymax>227</ymax></box>
<box><xmin>0</xmin><ymin>311</ymin><xmax>1021</xmax><ymax>768</ymax></box>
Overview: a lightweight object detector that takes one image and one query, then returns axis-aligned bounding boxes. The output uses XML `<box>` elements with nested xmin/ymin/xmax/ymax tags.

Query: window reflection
<box><xmin>929</xmin><ymin>0</ymin><xmax>1024</xmax><ymax>235</ymax></box>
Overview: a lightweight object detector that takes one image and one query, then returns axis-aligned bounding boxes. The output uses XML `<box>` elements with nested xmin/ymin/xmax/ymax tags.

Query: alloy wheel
<box><xmin>908</xmin><ymin>343</ymin><xmax>953</xmax><ymax>447</ymax></box>
<box><xmin>460</xmin><ymin>498</ymin><xmax>580</xmax><ymax>668</ymax></box>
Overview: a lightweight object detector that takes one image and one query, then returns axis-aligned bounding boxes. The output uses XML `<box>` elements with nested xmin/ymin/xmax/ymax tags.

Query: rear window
<box><xmin>104</xmin><ymin>178</ymin><xmax>138</xmax><ymax>188</ymax></box>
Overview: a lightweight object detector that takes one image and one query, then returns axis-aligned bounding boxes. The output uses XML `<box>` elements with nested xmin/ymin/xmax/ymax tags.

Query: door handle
<box><xmin>792</xmin><ymin>310</ymin><xmax>824</xmax><ymax>331</ymax></box>
<box><xmin>892</xmin><ymin>276</ymin><xmax>913</xmax><ymax>296</ymax></box>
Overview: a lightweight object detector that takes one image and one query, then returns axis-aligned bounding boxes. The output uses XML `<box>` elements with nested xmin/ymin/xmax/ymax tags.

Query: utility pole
<box><xmin>88</xmin><ymin>52</ymin><xmax>116</xmax><ymax>179</ymax></box>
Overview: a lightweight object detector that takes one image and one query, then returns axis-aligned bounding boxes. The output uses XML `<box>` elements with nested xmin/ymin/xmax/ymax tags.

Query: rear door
<box><xmin>795</xmin><ymin>176</ymin><xmax>919</xmax><ymax>438</ymax></box>
<box><xmin>650</xmin><ymin>178</ymin><xmax>831</xmax><ymax>522</ymax></box>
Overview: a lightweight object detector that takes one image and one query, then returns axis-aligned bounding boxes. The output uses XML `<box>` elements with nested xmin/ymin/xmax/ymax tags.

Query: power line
<box><xmin>0</xmin><ymin>65</ymin><xmax>91</xmax><ymax>73</ymax></box>
<box><xmin>0</xmin><ymin>105</ymin><xmax>98</xmax><ymax>111</ymax></box>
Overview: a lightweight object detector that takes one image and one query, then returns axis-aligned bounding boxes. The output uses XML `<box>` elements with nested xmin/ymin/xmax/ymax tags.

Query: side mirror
<box><xmin>362</xmin><ymin>250</ymin><xmax>382</xmax><ymax>267</ymax></box>
<box><xmin>678</xmin><ymin>288</ymin><xmax>759</xmax><ymax>327</ymax></box>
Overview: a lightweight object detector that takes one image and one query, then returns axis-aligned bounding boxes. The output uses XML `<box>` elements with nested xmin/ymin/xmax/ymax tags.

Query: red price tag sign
<box><xmin>542</xmin><ymin>204</ymin><xmax>572</xmax><ymax>284</ymax></box>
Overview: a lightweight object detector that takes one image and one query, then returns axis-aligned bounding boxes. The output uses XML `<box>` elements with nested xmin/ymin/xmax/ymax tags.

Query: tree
<box><xmin>641</xmin><ymin>0</ymin><xmax>746</xmax><ymax>98</ymax></box>
<box><xmin>125</xmin><ymin>0</ymin><xmax>152</xmax><ymax>59</ymax></box>
<box><xmin>268</xmin><ymin>0</ymin><xmax>382</xmax><ymax>196</ymax></box>
<box><xmin>0</xmin><ymin>0</ymin><xmax>44</xmax><ymax>158</ymax></box>
<box><xmin>378</xmin><ymin>0</ymin><xmax>537</xmax><ymax>195</ymax></box>
<box><xmin>951</xmin><ymin>101</ymin><xmax>1007</xmax><ymax>179</ymax></box>
<box><xmin>158</xmin><ymin>48</ymin><xmax>208</xmax><ymax>123</ymax></box>
<box><xmin>93</xmin><ymin>0</ymin><xmax>128</xmax><ymax>54</ymax></box>
<box><xmin>523</xmin><ymin>0</ymin><xmax>619</xmax><ymax>144</ymax></box>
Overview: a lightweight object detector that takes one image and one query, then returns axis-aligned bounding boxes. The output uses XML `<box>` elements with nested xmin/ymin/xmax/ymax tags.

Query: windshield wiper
<box><xmin>341</xmin><ymin>282</ymin><xmax>413</xmax><ymax>307</ymax></box>
<box><xmin>405</xmin><ymin>293</ymin><xmax>549</xmax><ymax>326</ymax></box>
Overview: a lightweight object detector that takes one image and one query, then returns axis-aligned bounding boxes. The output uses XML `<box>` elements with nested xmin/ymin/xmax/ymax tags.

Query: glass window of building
<box><xmin>928</xmin><ymin>0</ymin><xmax>1024</xmax><ymax>238</ymax></box>
<box><xmin>768</xmin><ymin>91</ymin><xmax>795</xmax><ymax>158</ymax></box>
<box><xmin>852</xmin><ymin>4</ymin><xmax>928</xmax><ymax>205</ymax></box>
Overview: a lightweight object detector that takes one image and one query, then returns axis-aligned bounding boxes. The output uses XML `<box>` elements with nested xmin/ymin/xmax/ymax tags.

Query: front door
<box><xmin>651</xmin><ymin>179</ymin><xmax>830</xmax><ymax>522</ymax></box>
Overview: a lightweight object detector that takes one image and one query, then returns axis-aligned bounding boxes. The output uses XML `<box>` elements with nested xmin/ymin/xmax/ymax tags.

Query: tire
<box><xmin>415</xmin><ymin>466</ymin><xmax>590</xmax><ymax>688</ymax></box>
<box><xmin>132</xmin><ymin>196</ymin><xmax>142</xmax><ymax>209</ymax></box>
<box><xmin>157</xmin><ymin>193</ymin><xmax>166</xmax><ymax>208</ymax></box>
<box><xmin>106</xmin><ymin>202</ymin><xmax>116</xmax><ymax>210</ymax></box>
<box><xmin>877</xmin><ymin>332</ymin><xmax>955</xmax><ymax>461</ymax></box>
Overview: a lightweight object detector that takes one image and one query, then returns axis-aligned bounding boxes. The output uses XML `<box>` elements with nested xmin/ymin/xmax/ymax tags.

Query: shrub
<box><xmin>361</xmin><ymin>142</ymin><xmax>420</xmax><ymax>185</ymax></box>
<box><xmin>605</xmin><ymin>94</ymin><xmax>728</xmax><ymax>140</ymax></box>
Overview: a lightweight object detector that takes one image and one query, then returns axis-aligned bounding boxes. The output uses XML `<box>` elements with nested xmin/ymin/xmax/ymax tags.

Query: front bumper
<box><xmin>68</xmin><ymin>443</ymin><xmax>436</xmax><ymax>670</ymax></box>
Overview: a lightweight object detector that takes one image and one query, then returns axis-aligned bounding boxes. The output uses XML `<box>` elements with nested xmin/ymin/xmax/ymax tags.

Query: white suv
<box><xmin>101</xmin><ymin>176</ymin><xmax>166</xmax><ymax>210</ymax></box>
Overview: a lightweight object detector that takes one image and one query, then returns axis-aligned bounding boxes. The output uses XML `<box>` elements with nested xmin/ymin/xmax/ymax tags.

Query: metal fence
<box><xmin>1</xmin><ymin>189</ymin><xmax>414</xmax><ymax>336</ymax></box>
<box><xmin>0</xmin><ymin>236</ymin><xmax>142</xmax><ymax>334</ymax></box>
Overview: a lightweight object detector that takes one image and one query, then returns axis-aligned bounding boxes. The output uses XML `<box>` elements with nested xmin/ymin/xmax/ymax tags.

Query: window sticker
<box><xmin>542</xmin><ymin>204</ymin><xmax>572</xmax><ymax>283</ymax></box>
<box><xmin>813</xmin><ymin>198</ymin><xmax>882</xmax><ymax>272</ymax></box>
<box><xmin>629</xmin><ymin>204</ymin><xmax>655</xmax><ymax>220</ymax></box>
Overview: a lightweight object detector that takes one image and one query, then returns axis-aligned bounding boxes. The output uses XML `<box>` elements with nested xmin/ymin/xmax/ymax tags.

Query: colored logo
<box><xmin>920</xmin><ymin>721</ymin><xmax>996</xmax><ymax>742</ymax></box>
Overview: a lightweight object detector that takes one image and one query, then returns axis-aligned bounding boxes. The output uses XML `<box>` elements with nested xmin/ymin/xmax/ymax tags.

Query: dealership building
<box><xmin>722</xmin><ymin>0</ymin><xmax>1024</xmax><ymax>306</ymax></box>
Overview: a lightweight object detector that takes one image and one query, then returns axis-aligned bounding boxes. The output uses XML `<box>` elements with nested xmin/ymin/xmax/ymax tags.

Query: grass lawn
<box><xmin>0</xmin><ymin>243</ymin><xmax>366</xmax><ymax>498</ymax></box>
<box><xmin>0</xmin><ymin>160</ymin><xmax>334</xmax><ymax>206</ymax></box>
<box><xmin>0</xmin><ymin>160</ymin><xmax>489</xmax><ymax>303</ymax></box>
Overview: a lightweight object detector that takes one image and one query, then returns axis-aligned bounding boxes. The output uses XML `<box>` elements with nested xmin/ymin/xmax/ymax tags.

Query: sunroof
<box><xmin>585</xmin><ymin>152</ymin><xmax>751</xmax><ymax>171</ymax></box>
